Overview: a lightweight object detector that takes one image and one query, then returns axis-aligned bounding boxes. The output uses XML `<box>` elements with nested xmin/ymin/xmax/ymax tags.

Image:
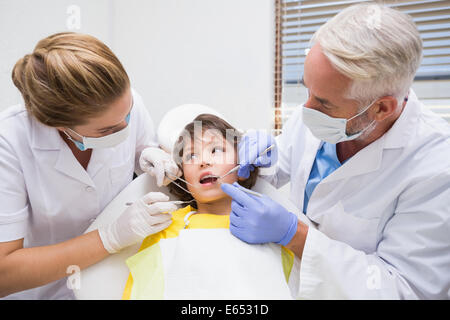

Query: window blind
<box><xmin>282</xmin><ymin>0</ymin><xmax>450</xmax><ymax>84</ymax></box>
<box><xmin>277</xmin><ymin>0</ymin><xmax>450</xmax><ymax>127</ymax></box>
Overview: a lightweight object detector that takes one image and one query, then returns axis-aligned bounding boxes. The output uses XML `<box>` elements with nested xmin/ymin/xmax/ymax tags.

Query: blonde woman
<box><xmin>0</xmin><ymin>32</ymin><xmax>179</xmax><ymax>299</ymax></box>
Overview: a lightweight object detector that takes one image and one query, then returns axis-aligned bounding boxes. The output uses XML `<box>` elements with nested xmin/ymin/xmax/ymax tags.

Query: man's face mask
<box><xmin>301</xmin><ymin>100</ymin><xmax>376</xmax><ymax>144</ymax></box>
<box><xmin>64</xmin><ymin>112</ymin><xmax>131</xmax><ymax>151</ymax></box>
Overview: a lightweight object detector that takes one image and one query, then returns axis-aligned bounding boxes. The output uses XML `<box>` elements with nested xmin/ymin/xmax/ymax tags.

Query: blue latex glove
<box><xmin>221</xmin><ymin>182</ymin><xmax>298</xmax><ymax>245</ymax></box>
<box><xmin>238</xmin><ymin>130</ymin><xmax>278</xmax><ymax>179</ymax></box>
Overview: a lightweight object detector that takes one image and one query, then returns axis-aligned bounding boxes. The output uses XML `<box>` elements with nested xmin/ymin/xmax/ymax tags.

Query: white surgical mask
<box><xmin>302</xmin><ymin>101</ymin><xmax>376</xmax><ymax>144</ymax></box>
<box><xmin>63</xmin><ymin>112</ymin><xmax>131</xmax><ymax>151</ymax></box>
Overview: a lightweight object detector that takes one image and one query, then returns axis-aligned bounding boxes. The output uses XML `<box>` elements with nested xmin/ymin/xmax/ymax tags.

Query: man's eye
<box><xmin>313</xmin><ymin>98</ymin><xmax>331</xmax><ymax>110</ymax></box>
<box><xmin>320</xmin><ymin>102</ymin><xmax>332</xmax><ymax>110</ymax></box>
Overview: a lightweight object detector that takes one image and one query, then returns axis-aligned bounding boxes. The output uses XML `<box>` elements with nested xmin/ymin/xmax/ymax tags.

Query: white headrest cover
<box><xmin>157</xmin><ymin>104</ymin><xmax>228</xmax><ymax>153</ymax></box>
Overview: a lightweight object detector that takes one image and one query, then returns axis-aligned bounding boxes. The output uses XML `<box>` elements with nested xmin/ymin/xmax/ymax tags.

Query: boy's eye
<box><xmin>185</xmin><ymin>153</ymin><xmax>197</xmax><ymax>161</ymax></box>
<box><xmin>212</xmin><ymin>146</ymin><xmax>224</xmax><ymax>154</ymax></box>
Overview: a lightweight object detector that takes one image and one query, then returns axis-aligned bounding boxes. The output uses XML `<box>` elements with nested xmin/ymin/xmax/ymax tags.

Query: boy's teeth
<box><xmin>200</xmin><ymin>175</ymin><xmax>218</xmax><ymax>184</ymax></box>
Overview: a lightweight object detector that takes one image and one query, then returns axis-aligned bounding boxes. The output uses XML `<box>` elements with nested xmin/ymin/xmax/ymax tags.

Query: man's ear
<box><xmin>374</xmin><ymin>96</ymin><xmax>399</xmax><ymax>121</ymax></box>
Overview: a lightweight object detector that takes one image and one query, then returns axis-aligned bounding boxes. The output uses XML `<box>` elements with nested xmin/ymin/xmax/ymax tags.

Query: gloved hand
<box><xmin>98</xmin><ymin>192</ymin><xmax>177</xmax><ymax>253</ymax></box>
<box><xmin>221</xmin><ymin>182</ymin><xmax>298</xmax><ymax>245</ymax></box>
<box><xmin>238</xmin><ymin>130</ymin><xmax>278</xmax><ymax>179</ymax></box>
<box><xmin>139</xmin><ymin>147</ymin><xmax>182</xmax><ymax>187</ymax></box>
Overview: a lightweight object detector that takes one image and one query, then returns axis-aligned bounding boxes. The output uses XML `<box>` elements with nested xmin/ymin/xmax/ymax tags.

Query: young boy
<box><xmin>122</xmin><ymin>114</ymin><xmax>297</xmax><ymax>299</ymax></box>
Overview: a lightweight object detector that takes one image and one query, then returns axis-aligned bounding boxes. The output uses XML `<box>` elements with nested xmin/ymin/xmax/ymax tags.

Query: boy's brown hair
<box><xmin>168</xmin><ymin>113</ymin><xmax>258</xmax><ymax>209</ymax></box>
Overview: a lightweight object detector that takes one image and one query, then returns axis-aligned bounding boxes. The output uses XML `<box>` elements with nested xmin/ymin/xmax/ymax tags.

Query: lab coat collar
<box><xmin>54</xmin><ymin>143</ymin><xmax>116</xmax><ymax>187</ymax></box>
<box><xmin>30</xmin><ymin>116</ymin><xmax>114</xmax><ymax>186</ymax></box>
<box><xmin>322</xmin><ymin>133</ymin><xmax>384</xmax><ymax>184</ymax></box>
<box><xmin>30</xmin><ymin>116</ymin><xmax>63</xmax><ymax>151</ymax></box>
<box><xmin>381</xmin><ymin>88</ymin><xmax>420</xmax><ymax>149</ymax></box>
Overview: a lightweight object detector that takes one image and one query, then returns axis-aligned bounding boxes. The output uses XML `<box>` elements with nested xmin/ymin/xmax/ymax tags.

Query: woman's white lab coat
<box><xmin>263</xmin><ymin>90</ymin><xmax>450</xmax><ymax>299</ymax></box>
<box><xmin>0</xmin><ymin>89</ymin><xmax>157</xmax><ymax>299</ymax></box>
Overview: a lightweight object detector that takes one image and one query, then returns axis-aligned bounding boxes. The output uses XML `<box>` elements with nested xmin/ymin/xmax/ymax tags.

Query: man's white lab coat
<box><xmin>263</xmin><ymin>90</ymin><xmax>450</xmax><ymax>299</ymax></box>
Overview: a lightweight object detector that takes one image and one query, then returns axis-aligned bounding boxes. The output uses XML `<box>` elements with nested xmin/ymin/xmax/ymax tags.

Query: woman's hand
<box><xmin>98</xmin><ymin>192</ymin><xmax>177</xmax><ymax>253</ymax></box>
<box><xmin>139</xmin><ymin>147</ymin><xmax>182</xmax><ymax>186</ymax></box>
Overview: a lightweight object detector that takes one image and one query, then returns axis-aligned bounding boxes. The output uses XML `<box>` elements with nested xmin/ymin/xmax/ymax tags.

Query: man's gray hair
<box><xmin>311</xmin><ymin>3</ymin><xmax>423</xmax><ymax>108</ymax></box>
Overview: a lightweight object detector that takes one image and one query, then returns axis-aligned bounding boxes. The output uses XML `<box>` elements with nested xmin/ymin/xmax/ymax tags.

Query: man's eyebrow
<box><xmin>301</xmin><ymin>75</ymin><xmax>336</xmax><ymax>107</ymax></box>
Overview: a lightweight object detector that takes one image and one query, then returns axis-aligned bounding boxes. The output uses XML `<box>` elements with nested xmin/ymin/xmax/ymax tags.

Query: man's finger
<box><xmin>229</xmin><ymin>209</ymin><xmax>245</xmax><ymax>227</ymax></box>
<box><xmin>237</xmin><ymin>165</ymin><xmax>251</xmax><ymax>179</ymax></box>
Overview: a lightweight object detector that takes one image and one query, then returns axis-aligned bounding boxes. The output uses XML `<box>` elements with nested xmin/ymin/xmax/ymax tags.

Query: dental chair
<box><xmin>73</xmin><ymin>104</ymin><xmax>312</xmax><ymax>299</ymax></box>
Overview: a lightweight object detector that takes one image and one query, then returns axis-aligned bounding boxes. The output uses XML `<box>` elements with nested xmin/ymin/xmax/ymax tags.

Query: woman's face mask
<box><xmin>64</xmin><ymin>112</ymin><xmax>131</xmax><ymax>151</ymax></box>
<box><xmin>302</xmin><ymin>100</ymin><xmax>376</xmax><ymax>144</ymax></box>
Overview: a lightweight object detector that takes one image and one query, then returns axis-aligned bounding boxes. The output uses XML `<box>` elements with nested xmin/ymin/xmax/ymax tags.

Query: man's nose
<box><xmin>304</xmin><ymin>90</ymin><xmax>316</xmax><ymax>110</ymax></box>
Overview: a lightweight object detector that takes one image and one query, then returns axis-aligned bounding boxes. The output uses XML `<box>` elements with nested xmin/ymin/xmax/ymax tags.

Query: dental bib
<box><xmin>123</xmin><ymin>205</ymin><xmax>295</xmax><ymax>299</ymax></box>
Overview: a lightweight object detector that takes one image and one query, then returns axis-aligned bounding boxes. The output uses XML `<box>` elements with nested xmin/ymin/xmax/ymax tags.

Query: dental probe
<box><xmin>216</xmin><ymin>144</ymin><xmax>275</xmax><ymax>180</ymax></box>
<box><xmin>126</xmin><ymin>199</ymin><xmax>195</xmax><ymax>206</ymax></box>
<box><xmin>165</xmin><ymin>171</ymin><xmax>196</xmax><ymax>187</ymax></box>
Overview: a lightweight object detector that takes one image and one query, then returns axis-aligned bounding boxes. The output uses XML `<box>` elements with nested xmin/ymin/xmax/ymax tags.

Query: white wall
<box><xmin>0</xmin><ymin>0</ymin><xmax>113</xmax><ymax>111</ymax></box>
<box><xmin>111</xmin><ymin>0</ymin><xmax>274</xmax><ymax>131</ymax></box>
<box><xmin>0</xmin><ymin>0</ymin><xmax>275</xmax><ymax>132</ymax></box>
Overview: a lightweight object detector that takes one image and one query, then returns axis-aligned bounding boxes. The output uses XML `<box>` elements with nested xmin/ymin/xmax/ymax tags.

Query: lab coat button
<box><xmin>85</xmin><ymin>186</ymin><xmax>94</xmax><ymax>192</ymax></box>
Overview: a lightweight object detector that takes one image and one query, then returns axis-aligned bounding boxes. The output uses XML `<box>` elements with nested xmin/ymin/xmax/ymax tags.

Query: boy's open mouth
<box><xmin>199</xmin><ymin>174</ymin><xmax>219</xmax><ymax>185</ymax></box>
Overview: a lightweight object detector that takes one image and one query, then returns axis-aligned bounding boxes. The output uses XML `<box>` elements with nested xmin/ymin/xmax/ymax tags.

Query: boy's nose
<box><xmin>199</xmin><ymin>150</ymin><xmax>213</xmax><ymax>167</ymax></box>
<box><xmin>200</xmin><ymin>159</ymin><xmax>212</xmax><ymax>168</ymax></box>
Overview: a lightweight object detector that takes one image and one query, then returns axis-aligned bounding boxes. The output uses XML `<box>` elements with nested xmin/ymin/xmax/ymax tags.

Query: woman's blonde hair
<box><xmin>12</xmin><ymin>32</ymin><xmax>130</xmax><ymax>127</ymax></box>
<box><xmin>311</xmin><ymin>3</ymin><xmax>423</xmax><ymax>108</ymax></box>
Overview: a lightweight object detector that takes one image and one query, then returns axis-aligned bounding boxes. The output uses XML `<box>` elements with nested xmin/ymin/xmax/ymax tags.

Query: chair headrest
<box><xmin>157</xmin><ymin>104</ymin><xmax>228</xmax><ymax>153</ymax></box>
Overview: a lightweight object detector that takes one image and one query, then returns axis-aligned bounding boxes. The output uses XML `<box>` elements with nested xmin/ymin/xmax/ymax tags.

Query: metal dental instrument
<box><xmin>125</xmin><ymin>173</ymin><xmax>198</xmax><ymax>207</ymax></box>
<box><xmin>216</xmin><ymin>144</ymin><xmax>275</xmax><ymax>181</ymax></box>
<box><xmin>165</xmin><ymin>171</ymin><xmax>196</xmax><ymax>187</ymax></box>
<box><xmin>236</xmin><ymin>186</ymin><xmax>263</xmax><ymax>198</ymax></box>
<box><xmin>164</xmin><ymin>174</ymin><xmax>196</xmax><ymax>196</ymax></box>
<box><xmin>126</xmin><ymin>199</ymin><xmax>195</xmax><ymax>206</ymax></box>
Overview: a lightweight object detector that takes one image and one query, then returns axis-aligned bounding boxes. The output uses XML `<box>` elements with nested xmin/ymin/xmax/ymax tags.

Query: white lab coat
<box><xmin>0</xmin><ymin>88</ymin><xmax>158</xmax><ymax>299</ymax></box>
<box><xmin>263</xmin><ymin>90</ymin><xmax>450</xmax><ymax>299</ymax></box>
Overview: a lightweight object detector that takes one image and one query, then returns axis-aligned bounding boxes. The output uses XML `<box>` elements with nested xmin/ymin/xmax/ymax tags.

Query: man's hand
<box><xmin>237</xmin><ymin>130</ymin><xmax>278</xmax><ymax>179</ymax></box>
<box><xmin>221</xmin><ymin>182</ymin><xmax>298</xmax><ymax>246</ymax></box>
